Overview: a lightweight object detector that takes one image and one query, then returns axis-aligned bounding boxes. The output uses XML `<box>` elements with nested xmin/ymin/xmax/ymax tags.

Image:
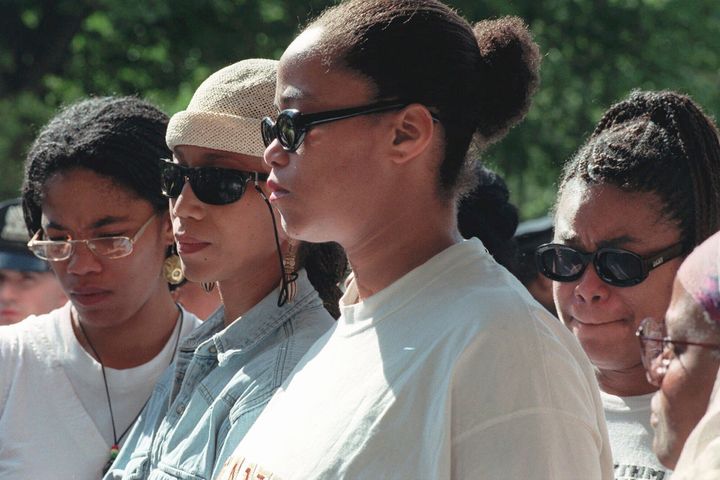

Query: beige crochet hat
<box><xmin>166</xmin><ymin>58</ymin><xmax>277</xmax><ymax>157</ymax></box>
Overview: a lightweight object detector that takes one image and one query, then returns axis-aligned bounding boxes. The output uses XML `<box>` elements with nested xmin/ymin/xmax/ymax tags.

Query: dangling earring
<box><xmin>163</xmin><ymin>248</ymin><xmax>184</xmax><ymax>285</ymax></box>
<box><xmin>280</xmin><ymin>240</ymin><xmax>298</xmax><ymax>304</ymax></box>
<box><xmin>201</xmin><ymin>281</ymin><xmax>216</xmax><ymax>293</ymax></box>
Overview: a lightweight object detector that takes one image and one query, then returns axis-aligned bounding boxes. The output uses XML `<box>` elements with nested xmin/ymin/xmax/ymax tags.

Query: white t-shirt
<box><xmin>0</xmin><ymin>302</ymin><xmax>200</xmax><ymax>480</ymax></box>
<box><xmin>219</xmin><ymin>239</ymin><xmax>613</xmax><ymax>480</ymax></box>
<box><xmin>603</xmin><ymin>392</ymin><xmax>671</xmax><ymax>479</ymax></box>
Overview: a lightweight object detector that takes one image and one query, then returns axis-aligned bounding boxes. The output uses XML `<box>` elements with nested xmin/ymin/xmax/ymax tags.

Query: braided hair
<box><xmin>306</xmin><ymin>0</ymin><xmax>541</xmax><ymax>199</ymax></box>
<box><xmin>558</xmin><ymin>90</ymin><xmax>720</xmax><ymax>250</ymax></box>
<box><xmin>22</xmin><ymin>96</ymin><xmax>170</xmax><ymax>234</ymax></box>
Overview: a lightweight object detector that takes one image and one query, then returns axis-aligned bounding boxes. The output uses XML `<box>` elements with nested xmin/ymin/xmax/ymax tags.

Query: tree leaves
<box><xmin>0</xmin><ymin>0</ymin><xmax>718</xmax><ymax>217</ymax></box>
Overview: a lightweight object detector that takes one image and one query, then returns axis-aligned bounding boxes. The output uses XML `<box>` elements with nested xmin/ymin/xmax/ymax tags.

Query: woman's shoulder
<box><xmin>0</xmin><ymin>305</ymin><xmax>69</xmax><ymax>362</ymax></box>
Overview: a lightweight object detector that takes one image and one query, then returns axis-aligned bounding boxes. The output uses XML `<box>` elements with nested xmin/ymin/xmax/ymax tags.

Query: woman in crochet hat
<box><xmin>220</xmin><ymin>1</ymin><xmax>612</xmax><ymax>478</ymax></box>
<box><xmin>106</xmin><ymin>59</ymin><xmax>346</xmax><ymax>480</ymax></box>
<box><xmin>637</xmin><ymin>230</ymin><xmax>720</xmax><ymax>475</ymax></box>
<box><xmin>0</xmin><ymin>96</ymin><xmax>202</xmax><ymax>479</ymax></box>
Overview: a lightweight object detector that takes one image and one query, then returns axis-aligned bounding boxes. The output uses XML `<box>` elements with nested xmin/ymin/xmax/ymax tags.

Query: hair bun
<box><xmin>472</xmin><ymin>16</ymin><xmax>541</xmax><ymax>145</ymax></box>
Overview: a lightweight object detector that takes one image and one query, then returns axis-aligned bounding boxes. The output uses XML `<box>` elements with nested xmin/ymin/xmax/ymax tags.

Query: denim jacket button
<box><xmin>176</xmin><ymin>404</ymin><xmax>185</xmax><ymax>415</ymax></box>
<box><xmin>209</xmin><ymin>346</ymin><xmax>217</xmax><ymax>354</ymax></box>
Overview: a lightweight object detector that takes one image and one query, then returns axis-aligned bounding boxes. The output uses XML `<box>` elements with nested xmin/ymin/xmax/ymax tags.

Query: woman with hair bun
<box><xmin>220</xmin><ymin>1</ymin><xmax>612</xmax><ymax>478</ymax></box>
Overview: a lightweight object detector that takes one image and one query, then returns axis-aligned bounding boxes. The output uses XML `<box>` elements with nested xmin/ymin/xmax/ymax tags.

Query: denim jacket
<box><xmin>105</xmin><ymin>270</ymin><xmax>334</xmax><ymax>480</ymax></box>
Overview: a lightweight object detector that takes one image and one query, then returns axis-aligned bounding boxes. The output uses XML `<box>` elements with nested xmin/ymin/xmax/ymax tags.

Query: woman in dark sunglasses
<box><xmin>220</xmin><ymin>2</ymin><xmax>612</xmax><ymax>479</ymax></box>
<box><xmin>106</xmin><ymin>60</ymin><xmax>347</xmax><ymax>480</ymax></box>
<box><xmin>543</xmin><ymin>90</ymin><xmax>720</xmax><ymax>479</ymax></box>
<box><xmin>0</xmin><ymin>97</ymin><xmax>202</xmax><ymax>479</ymax></box>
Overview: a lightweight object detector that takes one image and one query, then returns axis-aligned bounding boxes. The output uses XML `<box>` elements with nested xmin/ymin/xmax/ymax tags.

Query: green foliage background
<box><xmin>1</xmin><ymin>0</ymin><xmax>719</xmax><ymax>219</ymax></box>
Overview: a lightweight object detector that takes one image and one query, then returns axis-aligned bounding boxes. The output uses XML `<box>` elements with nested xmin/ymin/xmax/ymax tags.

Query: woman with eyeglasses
<box><xmin>219</xmin><ymin>2</ymin><xmax>612</xmax><ymax>479</ymax></box>
<box><xmin>537</xmin><ymin>90</ymin><xmax>720</xmax><ymax>479</ymax></box>
<box><xmin>636</xmin><ymin>230</ymin><xmax>720</xmax><ymax>474</ymax></box>
<box><xmin>105</xmin><ymin>59</ymin><xmax>347</xmax><ymax>480</ymax></box>
<box><xmin>0</xmin><ymin>97</ymin><xmax>202</xmax><ymax>479</ymax></box>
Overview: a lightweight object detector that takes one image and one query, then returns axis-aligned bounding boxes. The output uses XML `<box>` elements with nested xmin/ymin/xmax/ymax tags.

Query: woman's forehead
<box><xmin>554</xmin><ymin>182</ymin><xmax>673</xmax><ymax>249</ymax></box>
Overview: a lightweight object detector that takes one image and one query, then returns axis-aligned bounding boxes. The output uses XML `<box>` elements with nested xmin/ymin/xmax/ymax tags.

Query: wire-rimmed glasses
<box><xmin>27</xmin><ymin>213</ymin><xmax>157</xmax><ymax>262</ymax></box>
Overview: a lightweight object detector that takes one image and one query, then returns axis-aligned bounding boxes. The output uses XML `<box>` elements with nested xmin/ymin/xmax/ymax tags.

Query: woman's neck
<box><xmin>72</xmin><ymin>284</ymin><xmax>180</xmax><ymax>369</ymax></box>
<box><xmin>218</xmin><ymin>253</ymin><xmax>284</xmax><ymax>327</ymax></box>
<box><xmin>596</xmin><ymin>364</ymin><xmax>658</xmax><ymax>397</ymax></box>
<box><xmin>345</xmin><ymin>203</ymin><xmax>461</xmax><ymax>301</ymax></box>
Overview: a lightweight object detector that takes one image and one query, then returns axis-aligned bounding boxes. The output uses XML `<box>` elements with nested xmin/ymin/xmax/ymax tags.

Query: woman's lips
<box><xmin>175</xmin><ymin>234</ymin><xmax>211</xmax><ymax>255</ymax></box>
<box><xmin>266</xmin><ymin>179</ymin><xmax>290</xmax><ymax>201</ymax></box>
<box><xmin>570</xmin><ymin>314</ymin><xmax>629</xmax><ymax>327</ymax></box>
<box><xmin>70</xmin><ymin>287</ymin><xmax>111</xmax><ymax>307</ymax></box>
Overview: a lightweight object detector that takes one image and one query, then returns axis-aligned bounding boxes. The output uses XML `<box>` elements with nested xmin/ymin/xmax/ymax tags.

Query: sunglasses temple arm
<box><xmin>644</xmin><ymin>243</ymin><xmax>685</xmax><ymax>271</ymax></box>
<box><xmin>302</xmin><ymin>103</ymin><xmax>406</xmax><ymax>128</ymax></box>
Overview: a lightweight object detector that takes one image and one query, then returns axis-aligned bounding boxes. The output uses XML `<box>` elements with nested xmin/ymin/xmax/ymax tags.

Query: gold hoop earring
<box><xmin>163</xmin><ymin>254</ymin><xmax>184</xmax><ymax>285</ymax></box>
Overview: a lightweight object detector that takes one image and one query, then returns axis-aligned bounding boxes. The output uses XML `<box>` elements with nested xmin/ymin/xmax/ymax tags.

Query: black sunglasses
<box><xmin>261</xmin><ymin>100</ymin><xmax>411</xmax><ymax>152</ymax></box>
<box><xmin>159</xmin><ymin>159</ymin><xmax>269</xmax><ymax>205</ymax></box>
<box><xmin>535</xmin><ymin>242</ymin><xmax>684</xmax><ymax>287</ymax></box>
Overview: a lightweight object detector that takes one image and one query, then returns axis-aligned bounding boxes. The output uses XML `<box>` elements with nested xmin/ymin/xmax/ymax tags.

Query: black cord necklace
<box><xmin>76</xmin><ymin>306</ymin><xmax>184</xmax><ymax>474</ymax></box>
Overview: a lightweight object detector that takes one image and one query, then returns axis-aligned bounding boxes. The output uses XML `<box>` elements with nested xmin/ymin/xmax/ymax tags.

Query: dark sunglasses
<box><xmin>159</xmin><ymin>159</ymin><xmax>269</xmax><ymax>205</ymax></box>
<box><xmin>535</xmin><ymin>242</ymin><xmax>684</xmax><ymax>287</ymax></box>
<box><xmin>261</xmin><ymin>100</ymin><xmax>410</xmax><ymax>152</ymax></box>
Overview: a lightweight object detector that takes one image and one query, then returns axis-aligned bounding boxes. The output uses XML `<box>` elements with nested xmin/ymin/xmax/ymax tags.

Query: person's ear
<box><xmin>388</xmin><ymin>104</ymin><xmax>437</xmax><ymax>165</ymax></box>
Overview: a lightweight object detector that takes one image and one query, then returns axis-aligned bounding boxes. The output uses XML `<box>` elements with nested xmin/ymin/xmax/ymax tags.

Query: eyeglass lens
<box><xmin>159</xmin><ymin>161</ymin><xmax>254</xmax><ymax>206</ymax></box>
<box><xmin>536</xmin><ymin>244</ymin><xmax>645</xmax><ymax>286</ymax></box>
<box><xmin>596</xmin><ymin>250</ymin><xmax>643</xmax><ymax>283</ymax></box>
<box><xmin>261</xmin><ymin>115</ymin><xmax>301</xmax><ymax>150</ymax></box>
<box><xmin>29</xmin><ymin>214</ymin><xmax>156</xmax><ymax>261</ymax></box>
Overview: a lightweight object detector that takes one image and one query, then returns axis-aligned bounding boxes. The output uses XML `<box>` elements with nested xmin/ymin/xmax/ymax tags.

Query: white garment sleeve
<box><xmin>449</xmin><ymin>333</ymin><xmax>611</xmax><ymax>480</ymax></box>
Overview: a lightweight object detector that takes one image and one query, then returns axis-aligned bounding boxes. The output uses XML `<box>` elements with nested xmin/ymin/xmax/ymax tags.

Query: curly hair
<box><xmin>457</xmin><ymin>166</ymin><xmax>519</xmax><ymax>272</ymax></box>
<box><xmin>306</xmin><ymin>0</ymin><xmax>541</xmax><ymax>198</ymax></box>
<box><xmin>22</xmin><ymin>96</ymin><xmax>171</xmax><ymax>234</ymax></box>
<box><xmin>558</xmin><ymin>90</ymin><xmax>720</xmax><ymax>251</ymax></box>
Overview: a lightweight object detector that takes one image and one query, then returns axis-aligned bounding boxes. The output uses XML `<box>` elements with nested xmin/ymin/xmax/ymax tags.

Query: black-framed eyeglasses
<box><xmin>535</xmin><ymin>242</ymin><xmax>684</xmax><ymax>287</ymax></box>
<box><xmin>159</xmin><ymin>159</ymin><xmax>269</xmax><ymax>206</ymax></box>
<box><xmin>636</xmin><ymin>316</ymin><xmax>720</xmax><ymax>387</ymax></box>
<box><xmin>27</xmin><ymin>213</ymin><xmax>157</xmax><ymax>262</ymax></box>
<box><xmin>261</xmin><ymin>100</ymin><xmax>412</xmax><ymax>153</ymax></box>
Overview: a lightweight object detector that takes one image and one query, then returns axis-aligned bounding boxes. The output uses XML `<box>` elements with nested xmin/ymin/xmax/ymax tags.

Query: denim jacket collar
<box><xmin>179</xmin><ymin>269</ymin><xmax>319</xmax><ymax>367</ymax></box>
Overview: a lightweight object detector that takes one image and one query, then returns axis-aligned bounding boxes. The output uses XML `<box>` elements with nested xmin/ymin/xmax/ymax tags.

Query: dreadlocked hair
<box><xmin>22</xmin><ymin>96</ymin><xmax>170</xmax><ymax>235</ymax></box>
<box><xmin>307</xmin><ymin>0</ymin><xmax>541</xmax><ymax>199</ymax></box>
<box><xmin>558</xmin><ymin>90</ymin><xmax>720</xmax><ymax>251</ymax></box>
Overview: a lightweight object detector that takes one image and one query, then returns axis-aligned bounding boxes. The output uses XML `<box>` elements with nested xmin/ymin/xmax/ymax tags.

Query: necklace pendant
<box><xmin>103</xmin><ymin>444</ymin><xmax>120</xmax><ymax>474</ymax></box>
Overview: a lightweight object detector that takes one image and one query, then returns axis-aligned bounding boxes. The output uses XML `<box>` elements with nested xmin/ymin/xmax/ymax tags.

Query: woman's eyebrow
<box><xmin>595</xmin><ymin>235</ymin><xmax>638</xmax><ymax>249</ymax></box>
<box><xmin>43</xmin><ymin>215</ymin><xmax>130</xmax><ymax>231</ymax></box>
